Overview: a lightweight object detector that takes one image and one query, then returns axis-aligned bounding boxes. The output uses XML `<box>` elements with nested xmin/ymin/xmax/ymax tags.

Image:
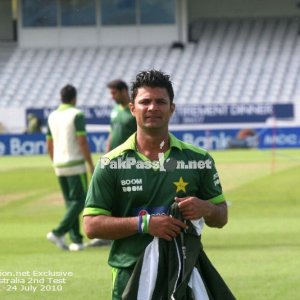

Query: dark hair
<box><xmin>131</xmin><ymin>69</ymin><xmax>174</xmax><ymax>103</ymax></box>
<box><xmin>107</xmin><ymin>79</ymin><xmax>128</xmax><ymax>91</ymax></box>
<box><xmin>60</xmin><ymin>84</ymin><xmax>77</xmax><ymax>103</ymax></box>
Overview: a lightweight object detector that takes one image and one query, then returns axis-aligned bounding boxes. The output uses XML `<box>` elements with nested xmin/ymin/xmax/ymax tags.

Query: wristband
<box><xmin>137</xmin><ymin>215</ymin><xmax>143</xmax><ymax>233</ymax></box>
<box><xmin>138</xmin><ymin>214</ymin><xmax>151</xmax><ymax>233</ymax></box>
<box><xmin>142</xmin><ymin>214</ymin><xmax>150</xmax><ymax>233</ymax></box>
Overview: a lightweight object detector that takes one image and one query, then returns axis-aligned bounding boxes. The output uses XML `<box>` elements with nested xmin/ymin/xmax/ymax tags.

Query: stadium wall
<box><xmin>24</xmin><ymin>103</ymin><xmax>295</xmax><ymax>127</ymax></box>
<box><xmin>13</xmin><ymin>0</ymin><xmax>300</xmax><ymax>47</ymax></box>
<box><xmin>0</xmin><ymin>108</ymin><xmax>25</xmax><ymax>134</ymax></box>
<box><xmin>0</xmin><ymin>103</ymin><xmax>298</xmax><ymax>134</ymax></box>
<box><xmin>0</xmin><ymin>103</ymin><xmax>299</xmax><ymax>154</ymax></box>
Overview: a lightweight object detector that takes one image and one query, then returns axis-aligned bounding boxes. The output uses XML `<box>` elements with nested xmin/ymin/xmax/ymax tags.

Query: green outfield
<box><xmin>0</xmin><ymin>149</ymin><xmax>300</xmax><ymax>300</ymax></box>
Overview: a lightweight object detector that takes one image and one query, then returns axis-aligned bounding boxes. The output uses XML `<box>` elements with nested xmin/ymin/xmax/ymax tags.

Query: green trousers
<box><xmin>112</xmin><ymin>267</ymin><xmax>134</xmax><ymax>300</ymax></box>
<box><xmin>53</xmin><ymin>173</ymin><xmax>87</xmax><ymax>244</ymax></box>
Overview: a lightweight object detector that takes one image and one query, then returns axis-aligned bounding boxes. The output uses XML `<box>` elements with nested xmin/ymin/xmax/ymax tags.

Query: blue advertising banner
<box><xmin>173</xmin><ymin>127</ymin><xmax>300</xmax><ymax>150</ymax></box>
<box><xmin>170</xmin><ymin>103</ymin><xmax>294</xmax><ymax>124</ymax></box>
<box><xmin>0</xmin><ymin>133</ymin><xmax>108</xmax><ymax>156</ymax></box>
<box><xmin>0</xmin><ymin>127</ymin><xmax>299</xmax><ymax>156</ymax></box>
<box><xmin>26</xmin><ymin>106</ymin><xmax>113</xmax><ymax>126</ymax></box>
<box><xmin>26</xmin><ymin>103</ymin><xmax>294</xmax><ymax>125</ymax></box>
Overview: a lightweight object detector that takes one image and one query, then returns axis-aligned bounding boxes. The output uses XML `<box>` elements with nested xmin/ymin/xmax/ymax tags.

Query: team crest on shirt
<box><xmin>138</xmin><ymin>209</ymin><xmax>148</xmax><ymax>216</ymax></box>
<box><xmin>173</xmin><ymin>177</ymin><xmax>189</xmax><ymax>193</ymax></box>
<box><xmin>121</xmin><ymin>178</ymin><xmax>143</xmax><ymax>192</ymax></box>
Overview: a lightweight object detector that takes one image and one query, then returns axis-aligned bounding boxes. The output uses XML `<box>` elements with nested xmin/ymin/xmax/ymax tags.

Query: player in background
<box><xmin>106</xmin><ymin>79</ymin><xmax>137</xmax><ymax>152</ymax></box>
<box><xmin>87</xmin><ymin>79</ymin><xmax>137</xmax><ymax>247</ymax></box>
<box><xmin>46</xmin><ymin>84</ymin><xmax>94</xmax><ymax>251</ymax></box>
<box><xmin>26</xmin><ymin>113</ymin><xmax>42</xmax><ymax>133</ymax></box>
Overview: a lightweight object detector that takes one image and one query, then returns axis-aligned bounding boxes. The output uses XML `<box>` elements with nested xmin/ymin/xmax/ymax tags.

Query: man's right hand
<box><xmin>148</xmin><ymin>215</ymin><xmax>187</xmax><ymax>241</ymax></box>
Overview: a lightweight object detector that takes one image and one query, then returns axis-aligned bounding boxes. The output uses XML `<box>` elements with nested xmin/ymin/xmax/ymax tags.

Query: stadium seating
<box><xmin>0</xmin><ymin>17</ymin><xmax>299</xmax><ymax>108</ymax></box>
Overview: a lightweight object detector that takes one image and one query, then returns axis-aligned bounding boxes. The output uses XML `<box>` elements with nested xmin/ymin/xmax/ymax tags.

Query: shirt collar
<box><xmin>122</xmin><ymin>132</ymin><xmax>182</xmax><ymax>152</ymax></box>
<box><xmin>58</xmin><ymin>104</ymin><xmax>75</xmax><ymax>111</ymax></box>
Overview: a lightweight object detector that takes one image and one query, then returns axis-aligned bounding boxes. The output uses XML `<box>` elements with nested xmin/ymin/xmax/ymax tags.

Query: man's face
<box><xmin>109</xmin><ymin>88</ymin><xmax>124</xmax><ymax>105</ymax></box>
<box><xmin>130</xmin><ymin>86</ymin><xmax>175</xmax><ymax>130</ymax></box>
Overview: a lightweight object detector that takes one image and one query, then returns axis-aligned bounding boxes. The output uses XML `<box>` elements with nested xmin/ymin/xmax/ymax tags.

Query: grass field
<box><xmin>0</xmin><ymin>149</ymin><xmax>300</xmax><ymax>300</ymax></box>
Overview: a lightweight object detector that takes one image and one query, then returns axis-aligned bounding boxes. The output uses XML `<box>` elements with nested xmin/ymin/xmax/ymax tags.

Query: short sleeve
<box><xmin>83</xmin><ymin>162</ymin><xmax>116</xmax><ymax>216</ymax></box>
<box><xmin>74</xmin><ymin>113</ymin><xmax>86</xmax><ymax>136</ymax></box>
<box><xmin>199</xmin><ymin>153</ymin><xmax>225</xmax><ymax>204</ymax></box>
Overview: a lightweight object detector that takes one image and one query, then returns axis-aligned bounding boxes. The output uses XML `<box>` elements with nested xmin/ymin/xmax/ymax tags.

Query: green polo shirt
<box><xmin>84</xmin><ymin>133</ymin><xmax>225</xmax><ymax>268</ymax></box>
<box><xmin>109</xmin><ymin>105</ymin><xmax>137</xmax><ymax>150</ymax></box>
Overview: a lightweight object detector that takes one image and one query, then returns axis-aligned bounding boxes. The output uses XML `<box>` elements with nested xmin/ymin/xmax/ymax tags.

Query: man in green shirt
<box><xmin>87</xmin><ymin>79</ymin><xmax>138</xmax><ymax>248</ymax></box>
<box><xmin>106</xmin><ymin>79</ymin><xmax>137</xmax><ymax>152</ymax></box>
<box><xmin>84</xmin><ymin>70</ymin><xmax>231</xmax><ymax>299</ymax></box>
<box><xmin>46</xmin><ymin>85</ymin><xmax>94</xmax><ymax>251</ymax></box>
